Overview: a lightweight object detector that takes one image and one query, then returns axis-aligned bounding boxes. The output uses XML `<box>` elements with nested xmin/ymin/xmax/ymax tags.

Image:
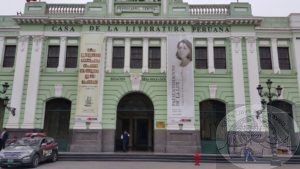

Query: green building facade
<box><xmin>0</xmin><ymin>0</ymin><xmax>300</xmax><ymax>154</ymax></box>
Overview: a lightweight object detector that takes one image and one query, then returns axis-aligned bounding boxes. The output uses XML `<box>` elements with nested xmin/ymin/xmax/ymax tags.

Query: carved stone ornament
<box><xmin>32</xmin><ymin>35</ymin><xmax>44</xmax><ymax>52</ymax></box>
<box><xmin>130</xmin><ymin>73</ymin><xmax>142</xmax><ymax>91</ymax></box>
<box><xmin>18</xmin><ymin>35</ymin><xmax>29</xmax><ymax>52</ymax></box>
<box><xmin>209</xmin><ymin>84</ymin><xmax>217</xmax><ymax>98</ymax></box>
<box><xmin>54</xmin><ymin>83</ymin><xmax>63</xmax><ymax>97</ymax></box>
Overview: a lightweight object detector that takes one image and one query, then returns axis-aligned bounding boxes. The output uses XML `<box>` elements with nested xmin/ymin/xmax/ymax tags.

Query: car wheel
<box><xmin>51</xmin><ymin>151</ymin><xmax>58</xmax><ymax>162</ymax></box>
<box><xmin>31</xmin><ymin>154</ymin><xmax>39</xmax><ymax>168</ymax></box>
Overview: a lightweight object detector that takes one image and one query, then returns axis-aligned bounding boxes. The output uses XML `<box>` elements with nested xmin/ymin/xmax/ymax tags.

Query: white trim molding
<box><xmin>207</xmin><ymin>37</ymin><xmax>215</xmax><ymax>73</ymax></box>
<box><xmin>271</xmin><ymin>38</ymin><xmax>280</xmax><ymax>74</ymax></box>
<box><xmin>124</xmin><ymin>38</ymin><xmax>130</xmax><ymax>73</ymax></box>
<box><xmin>0</xmin><ymin>36</ymin><xmax>5</xmax><ymax>66</ymax></box>
<box><xmin>105</xmin><ymin>37</ymin><xmax>113</xmax><ymax>73</ymax></box>
<box><xmin>142</xmin><ymin>38</ymin><xmax>149</xmax><ymax>73</ymax></box>
<box><xmin>57</xmin><ymin>37</ymin><xmax>67</xmax><ymax>72</ymax></box>
<box><xmin>161</xmin><ymin>38</ymin><xmax>167</xmax><ymax>73</ymax></box>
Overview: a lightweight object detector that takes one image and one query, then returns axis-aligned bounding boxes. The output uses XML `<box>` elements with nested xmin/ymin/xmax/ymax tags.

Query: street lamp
<box><xmin>0</xmin><ymin>82</ymin><xmax>16</xmax><ymax>116</ymax></box>
<box><xmin>256</xmin><ymin>79</ymin><xmax>282</xmax><ymax>166</ymax></box>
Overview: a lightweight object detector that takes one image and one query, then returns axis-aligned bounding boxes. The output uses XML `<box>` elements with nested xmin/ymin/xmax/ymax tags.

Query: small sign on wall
<box><xmin>156</xmin><ymin>121</ymin><xmax>166</xmax><ymax>129</ymax></box>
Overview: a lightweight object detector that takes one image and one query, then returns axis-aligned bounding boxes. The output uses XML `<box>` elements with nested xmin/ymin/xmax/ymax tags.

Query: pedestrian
<box><xmin>243</xmin><ymin>144</ymin><xmax>256</xmax><ymax>162</ymax></box>
<box><xmin>0</xmin><ymin>128</ymin><xmax>9</xmax><ymax>150</ymax></box>
<box><xmin>121</xmin><ymin>130</ymin><xmax>130</xmax><ymax>152</ymax></box>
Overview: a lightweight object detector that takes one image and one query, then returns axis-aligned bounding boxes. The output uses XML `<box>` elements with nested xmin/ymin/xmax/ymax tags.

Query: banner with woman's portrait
<box><xmin>167</xmin><ymin>36</ymin><xmax>195</xmax><ymax>129</ymax></box>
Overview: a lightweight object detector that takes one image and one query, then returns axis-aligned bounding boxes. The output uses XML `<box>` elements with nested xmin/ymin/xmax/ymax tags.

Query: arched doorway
<box><xmin>269</xmin><ymin>100</ymin><xmax>296</xmax><ymax>154</ymax></box>
<box><xmin>115</xmin><ymin>92</ymin><xmax>154</xmax><ymax>151</ymax></box>
<box><xmin>200</xmin><ymin>100</ymin><xmax>227</xmax><ymax>154</ymax></box>
<box><xmin>44</xmin><ymin>98</ymin><xmax>71</xmax><ymax>152</ymax></box>
<box><xmin>0</xmin><ymin>99</ymin><xmax>4</xmax><ymax>129</ymax></box>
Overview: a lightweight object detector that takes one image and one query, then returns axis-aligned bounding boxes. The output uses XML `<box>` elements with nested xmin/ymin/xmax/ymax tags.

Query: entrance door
<box><xmin>269</xmin><ymin>101</ymin><xmax>296</xmax><ymax>154</ymax></box>
<box><xmin>44</xmin><ymin>98</ymin><xmax>71</xmax><ymax>151</ymax></box>
<box><xmin>115</xmin><ymin>92</ymin><xmax>154</xmax><ymax>152</ymax></box>
<box><xmin>135</xmin><ymin>119</ymin><xmax>149</xmax><ymax>150</ymax></box>
<box><xmin>200</xmin><ymin>100</ymin><xmax>227</xmax><ymax>154</ymax></box>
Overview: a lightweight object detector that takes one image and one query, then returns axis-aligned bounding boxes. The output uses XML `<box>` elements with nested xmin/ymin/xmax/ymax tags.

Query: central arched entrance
<box><xmin>200</xmin><ymin>100</ymin><xmax>227</xmax><ymax>154</ymax></box>
<box><xmin>43</xmin><ymin>98</ymin><xmax>71</xmax><ymax>152</ymax></box>
<box><xmin>115</xmin><ymin>92</ymin><xmax>154</xmax><ymax>152</ymax></box>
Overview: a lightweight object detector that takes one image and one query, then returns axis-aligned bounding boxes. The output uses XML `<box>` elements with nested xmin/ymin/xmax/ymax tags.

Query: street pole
<box><xmin>257</xmin><ymin>79</ymin><xmax>282</xmax><ymax>166</ymax></box>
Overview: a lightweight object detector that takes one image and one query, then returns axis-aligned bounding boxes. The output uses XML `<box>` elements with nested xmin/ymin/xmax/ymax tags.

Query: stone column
<box><xmin>6</xmin><ymin>35</ymin><xmax>30</xmax><ymax>128</ymax></box>
<box><xmin>22</xmin><ymin>36</ymin><xmax>44</xmax><ymax>129</ymax></box>
<box><xmin>160</xmin><ymin>38</ymin><xmax>167</xmax><ymax>73</ymax></box>
<box><xmin>124</xmin><ymin>38</ymin><xmax>130</xmax><ymax>72</ymax></box>
<box><xmin>142</xmin><ymin>38</ymin><xmax>149</xmax><ymax>73</ymax></box>
<box><xmin>207</xmin><ymin>37</ymin><xmax>215</xmax><ymax>73</ymax></box>
<box><xmin>105</xmin><ymin>37</ymin><xmax>113</xmax><ymax>73</ymax></box>
<box><xmin>57</xmin><ymin>37</ymin><xmax>67</xmax><ymax>72</ymax></box>
<box><xmin>0</xmin><ymin>37</ymin><xmax>5</xmax><ymax>66</ymax></box>
<box><xmin>271</xmin><ymin>38</ymin><xmax>280</xmax><ymax>74</ymax></box>
<box><xmin>231</xmin><ymin>37</ymin><xmax>247</xmax><ymax>130</ymax></box>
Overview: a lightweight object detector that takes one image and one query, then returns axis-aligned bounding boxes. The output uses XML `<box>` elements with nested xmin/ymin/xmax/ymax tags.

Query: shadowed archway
<box><xmin>44</xmin><ymin>98</ymin><xmax>71</xmax><ymax>152</ymax></box>
<box><xmin>200</xmin><ymin>99</ymin><xmax>227</xmax><ymax>154</ymax></box>
<box><xmin>115</xmin><ymin>92</ymin><xmax>154</xmax><ymax>151</ymax></box>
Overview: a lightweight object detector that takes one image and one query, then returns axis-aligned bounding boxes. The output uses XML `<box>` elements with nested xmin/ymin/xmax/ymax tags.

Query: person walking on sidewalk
<box><xmin>243</xmin><ymin>144</ymin><xmax>256</xmax><ymax>162</ymax></box>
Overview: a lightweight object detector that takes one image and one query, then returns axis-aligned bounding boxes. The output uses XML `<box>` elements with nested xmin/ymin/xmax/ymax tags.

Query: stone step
<box><xmin>57</xmin><ymin>152</ymin><xmax>300</xmax><ymax>164</ymax></box>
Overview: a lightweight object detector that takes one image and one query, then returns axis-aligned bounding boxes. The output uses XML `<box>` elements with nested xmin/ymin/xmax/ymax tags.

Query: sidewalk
<box><xmin>37</xmin><ymin>161</ymin><xmax>300</xmax><ymax>169</ymax></box>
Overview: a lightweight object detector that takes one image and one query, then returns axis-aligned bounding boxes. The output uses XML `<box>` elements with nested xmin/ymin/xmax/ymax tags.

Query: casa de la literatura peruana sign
<box><xmin>51</xmin><ymin>25</ymin><xmax>231</xmax><ymax>33</ymax></box>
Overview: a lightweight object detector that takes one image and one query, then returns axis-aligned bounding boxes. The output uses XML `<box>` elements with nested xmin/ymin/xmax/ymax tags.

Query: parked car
<box><xmin>0</xmin><ymin>133</ymin><xmax>58</xmax><ymax>168</ymax></box>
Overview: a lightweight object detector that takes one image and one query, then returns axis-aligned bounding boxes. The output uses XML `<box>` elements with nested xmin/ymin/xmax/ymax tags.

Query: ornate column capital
<box><xmin>230</xmin><ymin>36</ymin><xmax>242</xmax><ymax>43</ymax></box>
<box><xmin>245</xmin><ymin>36</ymin><xmax>257</xmax><ymax>43</ymax></box>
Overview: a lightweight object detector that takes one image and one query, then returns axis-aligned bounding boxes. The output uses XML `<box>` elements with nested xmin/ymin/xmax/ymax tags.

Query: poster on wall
<box><xmin>167</xmin><ymin>36</ymin><xmax>195</xmax><ymax>129</ymax></box>
<box><xmin>75</xmin><ymin>34</ymin><xmax>104</xmax><ymax>127</ymax></box>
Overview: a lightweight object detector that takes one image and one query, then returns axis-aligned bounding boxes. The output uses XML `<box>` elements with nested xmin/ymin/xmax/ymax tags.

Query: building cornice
<box><xmin>13</xmin><ymin>16</ymin><xmax>263</xmax><ymax>26</ymax></box>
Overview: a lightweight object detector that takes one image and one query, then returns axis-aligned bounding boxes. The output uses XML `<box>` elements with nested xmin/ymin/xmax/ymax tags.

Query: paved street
<box><xmin>12</xmin><ymin>161</ymin><xmax>300</xmax><ymax>169</ymax></box>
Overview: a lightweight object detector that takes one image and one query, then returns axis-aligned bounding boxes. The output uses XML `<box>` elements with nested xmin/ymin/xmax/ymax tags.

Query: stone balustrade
<box><xmin>46</xmin><ymin>4</ymin><xmax>85</xmax><ymax>15</ymax></box>
<box><xmin>189</xmin><ymin>5</ymin><xmax>230</xmax><ymax>15</ymax></box>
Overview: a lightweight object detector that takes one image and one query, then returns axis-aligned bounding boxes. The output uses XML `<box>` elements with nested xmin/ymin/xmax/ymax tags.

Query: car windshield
<box><xmin>12</xmin><ymin>137</ymin><xmax>41</xmax><ymax>146</ymax></box>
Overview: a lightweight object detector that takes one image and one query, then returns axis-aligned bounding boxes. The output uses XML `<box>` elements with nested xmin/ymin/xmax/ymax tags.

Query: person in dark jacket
<box><xmin>121</xmin><ymin>130</ymin><xmax>130</xmax><ymax>152</ymax></box>
<box><xmin>0</xmin><ymin>128</ymin><xmax>9</xmax><ymax>150</ymax></box>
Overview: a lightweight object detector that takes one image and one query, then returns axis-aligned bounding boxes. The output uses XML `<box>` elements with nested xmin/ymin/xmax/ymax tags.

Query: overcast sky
<box><xmin>0</xmin><ymin>0</ymin><xmax>299</xmax><ymax>17</ymax></box>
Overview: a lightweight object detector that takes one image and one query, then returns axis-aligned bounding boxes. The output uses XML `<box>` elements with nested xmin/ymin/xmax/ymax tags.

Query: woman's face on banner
<box><xmin>177</xmin><ymin>42</ymin><xmax>190</xmax><ymax>60</ymax></box>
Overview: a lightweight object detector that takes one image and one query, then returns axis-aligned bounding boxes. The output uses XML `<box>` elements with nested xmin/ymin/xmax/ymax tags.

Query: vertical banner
<box><xmin>167</xmin><ymin>36</ymin><xmax>195</xmax><ymax>130</ymax></box>
<box><xmin>74</xmin><ymin>33</ymin><xmax>104</xmax><ymax>129</ymax></box>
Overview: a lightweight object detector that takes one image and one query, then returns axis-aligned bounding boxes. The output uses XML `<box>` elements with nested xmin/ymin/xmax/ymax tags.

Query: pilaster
<box><xmin>57</xmin><ymin>37</ymin><xmax>66</xmax><ymax>72</ymax></box>
<box><xmin>160</xmin><ymin>38</ymin><xmax>167</xmax><ymax>73</ymax></box>
<box><xmin>22</xmin><ymin>35</ymin><xmax>44</xmax><ymax>129</ymax></box>
<box><xmin>0</xmin><ymin>37</ymin><xmax>5</xmax><ymax>66</ymax></box>
<box><xmin>207</xmin><ymin>37</ymin><xmax>215</xmax><ymax>73</ymax></box>
<box><xmin>124</xmin><ymin>38</ymin><xmax>130</xmax><ymax>73</ymax></box>
<box><xmin>230</xmin><ymin>36</ymin><xmax>247</xmax><ymax>130</ymax></box>
<box><xmin>105</xmin><ymin>37</ymin><xmax>113</xmax><ymax>73</ymax></box>
<box><xmin>142</xmin><ymin>38</ymin><xmax>149</xmax><ymax>73</ymax></box>
<box><xmin>271</xmin><ymin>38</ymin><xmax>280</xmax><ymax>74</ymax></box>
<box><xmin>246</xmin><ymin>37</ymin><xmax>265</xmax><ymax>131</ymax></box>
<box><xmin>6</xmin><ymin>35</ymin><xmax>30</xmax><ymax>128</ymax></box>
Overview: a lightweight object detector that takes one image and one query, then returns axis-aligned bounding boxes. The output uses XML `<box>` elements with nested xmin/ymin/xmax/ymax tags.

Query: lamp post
<box><xmin>0</xmin><ymin>82</ymin><xmax>16</xmax><ymax>116</ymax></box>
<box><xmin>257</xmin><ymin>79</ymin><xmax>282</xmax><ymax>166</ymax></box>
